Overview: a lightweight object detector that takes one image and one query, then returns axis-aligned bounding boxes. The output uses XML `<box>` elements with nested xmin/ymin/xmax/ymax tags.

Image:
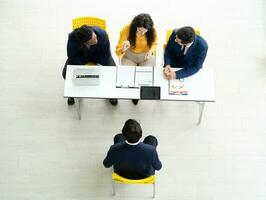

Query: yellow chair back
<box><xmin>72</xmin><ymin>16</ymin><xmax>106</xmax><ymax>30</ymax></box>
<box><xmin>164</xmin><ymin>29</ymin><xmax>201</xmax><ymax>48</ymax></box>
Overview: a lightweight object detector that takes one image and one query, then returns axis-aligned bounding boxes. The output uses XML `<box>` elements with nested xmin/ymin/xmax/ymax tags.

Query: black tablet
<box><xmin>140</xmin><ymin>86</ymin><xmax>161</xmax><ymax>100</ymax></box>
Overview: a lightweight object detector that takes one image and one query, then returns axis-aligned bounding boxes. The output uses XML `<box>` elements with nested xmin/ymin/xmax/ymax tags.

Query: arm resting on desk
<box><xmin>175</xmin><ymin>46</ymin><xmax>208</xmax><ymax>79</ymax></box>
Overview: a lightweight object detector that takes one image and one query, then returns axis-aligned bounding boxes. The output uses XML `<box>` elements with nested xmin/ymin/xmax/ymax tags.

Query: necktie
<box><xmin>180</xmin><ymin>45</ymin><xmax>186</xmax><ymax>55</ymax></box>
<box><xmin>178</xmin><ymin>45</ymin><xmax>186</xmax><ymax>59</ymax></box>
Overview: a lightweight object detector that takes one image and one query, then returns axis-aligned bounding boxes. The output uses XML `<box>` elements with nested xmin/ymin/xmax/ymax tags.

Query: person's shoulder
<box><xmin>121</xmin><ymin>25</ymin><xmax>130</xmax><ymax>34</ymax></box>
<box><xmin>93</xmin><ymin>27</ymin><xmax>108</xmax><ymax>44</ymax></box>
<box><xmin>195</xmin><ymin>35</ymin><xmax>208</xmax><ymax>48</ymax></box>
<box><xmin>139</xmin><ymin>142</ymin><xmax>156</xmax><ymax>152</ymax></box>
<box><xmin>68</xmin><ymin>30</ymin><xmax>76</xmax><ymax>39</ymax></box>
<box><xmin>67</xmin><ymin>31</ymin><xmax>78</xmax><ymax>45</ymax></box>
<box><xmin>109</xmin><ymin>142</ymin><xmax>126</xmax><ymax>151</ymax></box>
<box><xmin>168</xmin><ymin>29</ymin><xmax>177</xmax><ymax>41</ymax></box>
<box><xmin>93</xmin><ymin>26</ymin><xmax>107</xmax><ymax>36</ymax></box>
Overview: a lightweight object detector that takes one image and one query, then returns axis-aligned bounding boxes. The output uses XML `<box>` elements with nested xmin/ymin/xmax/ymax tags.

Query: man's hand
<box><xmin>163</xmin><ymin>65</ymin><xmax>176</xmax><ymax>80</ymax></box>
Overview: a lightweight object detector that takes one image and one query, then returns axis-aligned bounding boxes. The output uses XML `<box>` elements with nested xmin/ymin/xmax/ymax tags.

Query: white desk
<box><xmin>64</xmin><ymin>65</ymin><xmax>215</xmax><ymax>124</ymax></box>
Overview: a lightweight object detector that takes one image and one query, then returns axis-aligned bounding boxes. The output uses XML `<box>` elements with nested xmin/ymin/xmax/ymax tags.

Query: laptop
<box><xmin>72</xmin><ymin>67</ymin><xmax>101</xmax><ymax>85</ymax></box>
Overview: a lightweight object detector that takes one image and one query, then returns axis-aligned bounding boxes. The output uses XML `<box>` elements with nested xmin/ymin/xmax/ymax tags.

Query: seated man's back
<box><xmin>104</xmin><ymin>141</ymin><xmax>161</xmax><ymax>179</ymax></box>
<box><xmin>103</xmin><ymin>119</ymin><xmax>162</xmax><ymax>179</ymax></box>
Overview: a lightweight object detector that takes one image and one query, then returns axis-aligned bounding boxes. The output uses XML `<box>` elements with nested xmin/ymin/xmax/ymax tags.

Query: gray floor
<box><xmin>0</xmin><ymin>0</ymin><xmax>266</xmax><ymax>199</ymax></box>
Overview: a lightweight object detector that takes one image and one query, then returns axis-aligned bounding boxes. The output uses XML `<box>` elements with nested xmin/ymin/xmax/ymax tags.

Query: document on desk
<box><xmin>169</xmin><ymin>78</ymin><xmax>188</xmax><ymax>95</ymax></box>
<box><xmin>116</xmin><ymin>66</ymin><xmax>154</xmax><ymax>88</ymax></box>
<box><xmin>116</xmin><ymin>66</ymin><xmax>135</xmax><ymax>88</ymax></box>
<box><xmin>135</xmin><ymin>66</ymin><xmax>154</xmax><ymax>88</ymax></box>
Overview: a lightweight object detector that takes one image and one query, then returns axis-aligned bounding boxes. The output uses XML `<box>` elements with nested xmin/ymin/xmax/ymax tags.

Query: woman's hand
<box><xmin>145</xmin><ymin>50</ymin><xmax>153</xmax><ymax>60</ymax></box>
<box><xmin>122</xmin><ymin>41</ymin><xmax>130</xmax><ymax>52</ymax></box>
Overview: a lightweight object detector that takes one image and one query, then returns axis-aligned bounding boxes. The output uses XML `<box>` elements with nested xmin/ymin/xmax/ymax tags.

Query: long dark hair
<box><xmin>128</xmin><ymin>13</ymin><xmax>156</xmax><ymax>49</ymax></box>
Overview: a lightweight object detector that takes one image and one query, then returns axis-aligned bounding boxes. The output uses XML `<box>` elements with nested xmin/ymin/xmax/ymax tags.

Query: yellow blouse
<box><xmin>116</xmin><ymin>25</ymin><xmax>157</xmax><ymax>56</ymax></box>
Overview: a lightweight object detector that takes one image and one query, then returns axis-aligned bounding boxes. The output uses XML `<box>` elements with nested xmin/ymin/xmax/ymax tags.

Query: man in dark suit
<box><xmin>62</xmin><ymin>25</ymin><xmax>118</xmax><ymax>106</ymax></box>
<box><xmin>163</xmin><ymin>26</ymin><xmax>208</xmax><ymax>80</ymax></box>
<box><xmin>103</xmin><ymin>119</ymin><xmax>162</xmax><ymax>179</ymax></box>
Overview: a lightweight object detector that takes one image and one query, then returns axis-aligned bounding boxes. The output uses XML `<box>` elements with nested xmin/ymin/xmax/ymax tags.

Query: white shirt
<box><xmin>125</xmin><ymin>139</ymin><xmax>141</xmax><ymax>145</ymax></box>
<box><xmin>182</xmin><ymin>42</ymin><xmax>193</xmax><ymax>55</ymax></box>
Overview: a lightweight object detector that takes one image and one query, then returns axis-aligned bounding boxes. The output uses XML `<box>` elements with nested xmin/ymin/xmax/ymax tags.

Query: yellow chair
<box><xmin>72</xmin><ymin>17</ymin><xmax>107</xmax><ymax>66</ymax></box>
<box><xmin>72</xmin><ymin>16</ymin><xmax>106</xmax><ymax>30</ymax></box>
<box><xmin>111</xmin><ymin>172</ymin><xmax>156</xmax><ymax>198</ymax></box>
<box><xmin>163</xmin><ymin>29</ymin><xmax>201</xmax><ymax>48</ymax></box>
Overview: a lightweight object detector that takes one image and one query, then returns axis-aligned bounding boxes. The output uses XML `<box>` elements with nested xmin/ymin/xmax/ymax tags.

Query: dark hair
<box><xmin>74</xmin><ymin>25</ymin><xmax>93</xmax><ymax>44</ymax></box>
<box><xmin>122</xmin><ymin>119</ymin><xmax>142</xmax><ymax>143</ymax></box>
<box><xmin>176</xmin><ymin>26</ymin><xmax>195</xmax><ymax>44</ymax></box>
<box><xmin>128</xmin><ymin>13</ymin><xmax>156</xmax><ymax>48</ymax></box>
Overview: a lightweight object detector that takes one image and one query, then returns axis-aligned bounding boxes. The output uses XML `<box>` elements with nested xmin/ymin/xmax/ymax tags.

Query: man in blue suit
<box><xmin>62</xmin><ymin>25</ymin><xmax>118</xmax><ymax>106</ymax></box>
<box><xmin>164</xmin><ymin>26</ymin><xmax>208</xmax><ymax>79</ymax></box>
<box><xmin>103</xmin><ymin>119</ymin><xmax>162</xmax><ymax>179</ymax></box>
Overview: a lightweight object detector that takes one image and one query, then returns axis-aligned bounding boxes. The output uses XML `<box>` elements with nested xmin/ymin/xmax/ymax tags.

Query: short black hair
<box><xmin>176</xmin><ymin>26</ymin><xmax>195</xmax><ymax>44</ymax></box>
<box><xmin>74</xmin><ymin>25</ymin><xmax>93</xmax><ymax>43</ymax></box>
<box><xmin>122</xmin><ymin>119</ymin><xmax>142</xmax><ymax>143</ymax></box>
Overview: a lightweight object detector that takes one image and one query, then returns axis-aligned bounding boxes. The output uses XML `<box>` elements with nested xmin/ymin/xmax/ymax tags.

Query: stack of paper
<box><xmin>115</xmin><ymin>66</ymin><xmax>135</xmax><ymax>88</ymax></box>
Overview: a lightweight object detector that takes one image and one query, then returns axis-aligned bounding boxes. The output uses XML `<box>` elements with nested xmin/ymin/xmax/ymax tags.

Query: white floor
<box><xmin>0</xmin><ymin>0</ymin><xmax>266</xmax><ymax>199</ymax></box>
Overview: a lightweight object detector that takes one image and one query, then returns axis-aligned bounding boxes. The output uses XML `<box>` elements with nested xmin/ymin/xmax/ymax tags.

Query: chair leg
<box><xmin>153</xmin><ymin>183</ymin><xmax>155</xmax><ymax>198</ymax></box>
<box><xmin>112</xmin><ymin>180</ymin><xmax>116</xmax><ymax>196</ymax></box>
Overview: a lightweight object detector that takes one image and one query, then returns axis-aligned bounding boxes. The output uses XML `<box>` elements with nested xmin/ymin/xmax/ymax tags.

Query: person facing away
<box><xmin>116</xmin><ymin>13</ymin><xmax>157</xmax><ymax>105</ymax></box>
<box><xmin>103</xmin><ymin>119</ymin><xmax>162</xmax><ymax>179</ymax></box>
<box><xmin>163</xmin><ymin>26</ymin><xmax>208</xmax><ymax>80</ymax></box>
<box><xmin>62</xmin><ymin>25</ymin><xmax>118</xmax><ymax>106</ymax></box>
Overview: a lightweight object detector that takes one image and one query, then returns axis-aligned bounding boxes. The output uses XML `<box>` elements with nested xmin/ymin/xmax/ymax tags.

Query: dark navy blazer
<box><xmin>67</xmin><ymin>27</ymin><xmax>111</xmax><ymax>65</ymax></box>
<box><xmin>164</xmin><ymin>30</ymin><xmax>208</xmax><ymax>79</ymax></box>
<box><xmin>103</xmin><ymin>142</ymin><xmax>162</xmax><ymax>179</ymax></box>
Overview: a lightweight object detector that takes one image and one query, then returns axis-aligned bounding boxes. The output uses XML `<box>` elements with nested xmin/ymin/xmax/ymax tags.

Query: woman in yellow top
<box><xmin>116</xmin><ymin>13</ymin><xmax>157</xmax><ymax>66</ymax></box>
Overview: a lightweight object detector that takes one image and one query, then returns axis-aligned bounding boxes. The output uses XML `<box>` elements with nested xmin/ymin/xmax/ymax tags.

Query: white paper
<box><xmin>116</xmin><ymin>66</ymin><xmax>135</xmax><ymax>88</ymax></box>
<box><xmin>135</xmin><ymin>66</ymin><xmax>153</xmax><ymax>87</ymax></box>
